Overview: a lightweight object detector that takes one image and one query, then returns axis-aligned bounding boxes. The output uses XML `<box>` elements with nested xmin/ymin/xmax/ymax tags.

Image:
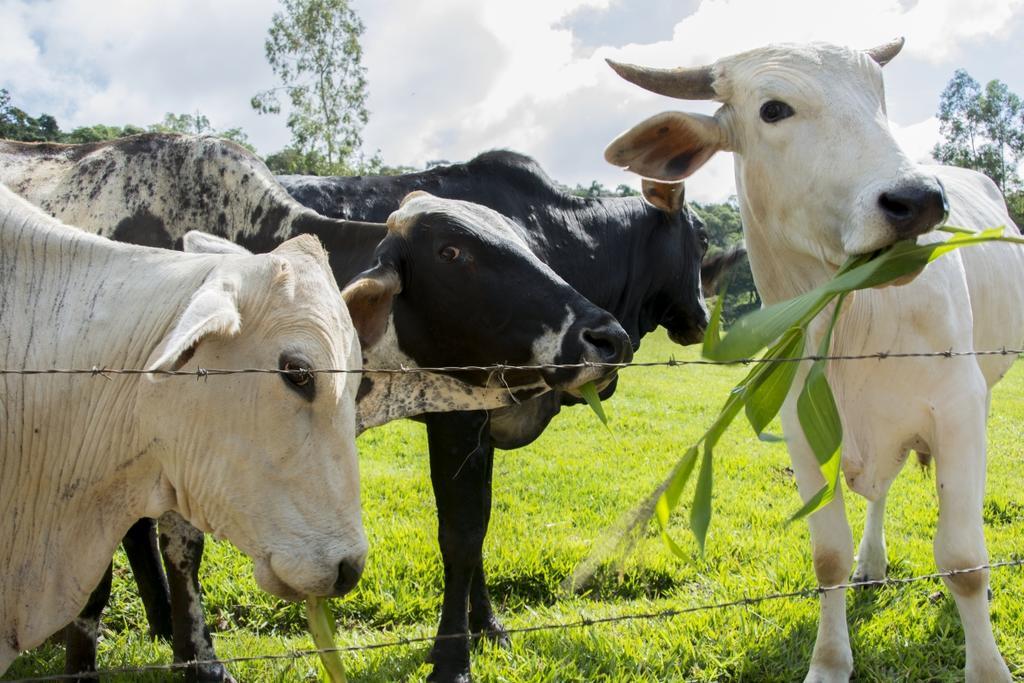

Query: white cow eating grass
<box><xmin>0</xmin><ymin>185</ymin><xmax>367</xmax><ymax>674</ymax></box>
<box><xmin>605</xmin><ymin>39</ymin><xmax>1024</xmax><ymax>681</ymax></box>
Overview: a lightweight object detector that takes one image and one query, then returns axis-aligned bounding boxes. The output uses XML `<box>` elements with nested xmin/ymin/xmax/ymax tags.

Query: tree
<box><xmin>692</xmin><ymin>198</ymin><xmax>759</xmax><ymax>322</ymax></box>
<box><xmin>566</xmin><ymin>180</ymin><xmax>639</xmax><ymax>198</ymax></box>
<box><xmin>933</xmin><ymin>69</ymin><xmax>1024</xmax><ymax>221</ymax></box>
<box><xmin>149</xmin><ymin>112</ymin><xmax>256</xmax><ymax>152</ymax></box>
<box><xmin>62</xmin><ymin>124</ymin><xmax>146</xmax><ymax>143</ymax></box>
<box><xmin>1</xmin><ymin>88</ymin><xmax>61</xmax><ymax>142</ymax></box>
<box><xmin>252</xmin><ymin>0</ymin><xmax>371</xmax><ymax>175</ymax></box>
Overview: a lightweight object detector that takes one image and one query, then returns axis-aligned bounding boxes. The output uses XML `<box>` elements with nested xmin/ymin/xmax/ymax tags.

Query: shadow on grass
<box><xmin>731</xmin><ymin>582</ymin><xmax>968</xmax><ymax>682</ymax></box>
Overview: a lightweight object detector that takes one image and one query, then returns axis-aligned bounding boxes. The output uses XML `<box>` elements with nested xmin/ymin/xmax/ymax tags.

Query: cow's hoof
<box><xmin>851</xmin><ymin>560</ymin><xmax>887</xmax><ymax>586</ymax></box>
<box><xmin>852</xmin><ymin>545</ymin><xmax>887</xmax><ymax>586</ymax></box>
<box><xmin>804</xmin><ymin>648</ymin><xmax>853</xmax><ymax>683</ymax></box>
<box><xmin>850</xmin><ymin>569</ymin><xmax>886</xmax><ymax>586</ymax></box>
<box><xmin>472</xmin><ymin>620</ymin><xmax>510</xmax><ymax>650</ymax></box>
<box><xmin>427</xmin><ymin>662</ymin><xmax>472</xmax><ymax>683</ymax></box>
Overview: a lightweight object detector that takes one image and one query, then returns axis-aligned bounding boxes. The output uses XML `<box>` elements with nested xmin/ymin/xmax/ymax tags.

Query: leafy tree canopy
<box><xmin>933</xmin><ymin>69</ymin><xmax>1024</xmax><ymax>225</ymax></box>
<box><xmin>252</xmin><ymin>0</ymin><xmax>374</xmax><ymax>175</ymax></box>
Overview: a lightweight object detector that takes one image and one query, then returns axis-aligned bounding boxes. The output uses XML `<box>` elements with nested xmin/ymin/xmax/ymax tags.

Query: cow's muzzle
<box><xmin>878</xmin><ymin>178</ymin><xmax>949</xmax><ymax>239</ymax></box>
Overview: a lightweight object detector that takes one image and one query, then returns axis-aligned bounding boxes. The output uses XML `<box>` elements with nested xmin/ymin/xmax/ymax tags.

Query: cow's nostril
<box><xmin>583</xmin><ymin>329</ymin><xmax>617</xmax><ymax>361</ymax></box>
<box><xmin>879</xmin><ymin>192</ymin><xmax>912</xmax><ymax>220</ymax></box>
<box><xmin>581</xmin><ymin>325</ymin><xmax>631</xmax><ymax>364</ymax></box>
<box><xmin>878</xmin><ymin>184</ymin><xmax>947</xmax><ymax>238</ymax></box>
<box><xmin>333</xmin><ymin>558</ymin><xmax>363</xmax><ymax>596</ymax></box>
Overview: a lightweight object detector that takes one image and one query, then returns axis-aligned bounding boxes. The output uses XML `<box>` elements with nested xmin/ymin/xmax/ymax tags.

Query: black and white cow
<box><xmin>0</xmin><ymin>135</ymin><xmax>633</xmax><ymax>682</ymax></box>
<box><xmin>277</xmin><ymin>151</ymin><xmax>740</xmax><ymax>682</ymax></box>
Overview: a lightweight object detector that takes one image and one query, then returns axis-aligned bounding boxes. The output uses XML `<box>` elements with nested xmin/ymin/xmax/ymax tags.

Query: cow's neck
<box><xmin>355</xmin><ymin>317</ymin><xmax>537</xmax><ymax>433</ymax></box>
<box><xmin>736</xmin><ymin>174</ymin><xmax>840</xmax><ymax>305</ymax></box>
<box><xmin>0</xmin><ymin>213</ymin><xmax>194</xmax><ymax>651</ymax></box>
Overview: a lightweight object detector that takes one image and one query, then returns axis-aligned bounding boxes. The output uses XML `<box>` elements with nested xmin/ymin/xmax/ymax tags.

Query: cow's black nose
<box><xmin>333</xmin><ymin>557</ymin><xmax>364</xmax><ymax>596</ymax></box>
<box><xmin>581</xmin><ymin>323</ymin><xmax>633</xmax><ymax>365</ymax></box>
<box><xmin>878</xmin><ymin>183</ymin><xmax>948</xmax><ymax>238</ymax></box>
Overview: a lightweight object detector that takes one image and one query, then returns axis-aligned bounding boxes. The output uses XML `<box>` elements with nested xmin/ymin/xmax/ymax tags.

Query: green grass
<box><xmin>8</xmin><ymin>329</ymin><xmax>1024</xmax><ymax>681</ymax></box>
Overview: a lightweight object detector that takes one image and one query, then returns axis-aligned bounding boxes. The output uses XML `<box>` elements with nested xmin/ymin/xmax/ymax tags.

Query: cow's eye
<box><xmin>760</xmin><ymin>100</ymin><xmax>794</xmax><ymax>123</ymax></box>
<box><xmin>439</xmin><ymin>245</ymin><xmax>461</xmax><ymax>262</ymax></box>
<box><xmin>281</xmin><ymin>357</ymin><xmax>315</xmax><ymax>401</ymax></box>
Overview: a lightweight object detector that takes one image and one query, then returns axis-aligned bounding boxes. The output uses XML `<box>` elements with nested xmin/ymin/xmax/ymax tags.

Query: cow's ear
<box><xmin>145</xmin><ymin>279</ymin><xmax>241</xmax><ymax>381</ymax></box>
<box><xmin>642</xmin><ymin>179</ymin><xmax>686</xmax><ymax>213</ymax></box>
<box><xmin>182</xmin><ymin>230</ymin><xmax>252</xmax><ymax>255</ymax></box>
<box><xmin>606</xmin><ymin>111</ymin><xmax>727</xmax><ymax>182</ymax></box>
<box><xmin>342</xmin><ymin>264</ymin><xmax>402</xmax><ymax>351</ymax></box>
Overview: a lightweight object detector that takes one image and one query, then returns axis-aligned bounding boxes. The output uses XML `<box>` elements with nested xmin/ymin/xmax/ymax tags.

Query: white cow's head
<box><xmin>605</xmin><ymin>39</ymin><xmax>948</xmax><ymax>273</ymax></box>
<box><xmin>139</xmin><ymin>234</ymin><xmax>367</xmax><ymax>601</ymax></box>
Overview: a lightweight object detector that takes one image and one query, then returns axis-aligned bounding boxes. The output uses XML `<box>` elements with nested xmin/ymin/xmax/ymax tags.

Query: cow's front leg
<box><xmin>64</xmin><ymin>563</ymin><xmax>112</xmax><ymax>681</ymax></box>
<box><xmin>425</xmin><ymin>410</ymin><xmax>493</xmax><ymax>683</ymax></box>
<box><xmin>853</xmin><ymin>484</ymin><xmax>890</xmax><ymax>584</ymax></box>
<box><xmin>933</xmin><ymin>398</ymin><xmax>1011</xmax><ymax>682</ymax></box>
<box><xmin>468</xmin><ymin>561</ymin><xmax>509</xmax><ymax>649</ymax></box>
<box><xmin>158</xmin><ymin>511</ymin><xmax>235</xmax><ymax>683</ymax></box>
<box><xmin>782</xmin><ymin>405</ymin><xmax>854</xmax><ymax>683</ymax></box>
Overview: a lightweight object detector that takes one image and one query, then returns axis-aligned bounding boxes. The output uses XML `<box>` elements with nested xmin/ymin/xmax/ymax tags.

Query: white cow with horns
<box><xmin>605</xmin><ymin>39</ymin><xmax>1024</xmax><ymax>681</ymax></box>
<box><xmin>0</xmin><ymin>185</ymin><xmax>367</xmax><ymax>674</ymax></box>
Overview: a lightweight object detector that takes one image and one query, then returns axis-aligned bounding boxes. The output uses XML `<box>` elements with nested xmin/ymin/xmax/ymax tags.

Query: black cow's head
<box><xmin>342</xmin><ymin>192</ymin><xmax>633</xmax><ymax>391</ymax></box>
<box><xmin>636</xmin><ymin>179</ymin><xmax>741</xmax><ymax>346</ymax></box>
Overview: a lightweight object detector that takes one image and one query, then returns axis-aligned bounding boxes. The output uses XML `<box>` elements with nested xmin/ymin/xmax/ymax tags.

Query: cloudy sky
<box><xmin>1</xmin><ymin>0</ymin><xmax>1022</xmax><ymax>202</ymax></box>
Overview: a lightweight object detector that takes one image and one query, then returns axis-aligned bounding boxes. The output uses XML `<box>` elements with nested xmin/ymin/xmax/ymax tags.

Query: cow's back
<box><xmin>936</xmin><ymin>165</ymin><xmax>1024</xmax><ymax>386</ymax></box>
<box><xmin>0</xmin><ymin>135</ymin><xmax>316</xmax><ymax>248</ymax></box>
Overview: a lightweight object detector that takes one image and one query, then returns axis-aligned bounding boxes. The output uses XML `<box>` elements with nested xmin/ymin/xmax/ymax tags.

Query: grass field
<box><xmin>8</xmin><ymin>329</ymin><xmax>1024</xmax><ymax>682</ymax></box>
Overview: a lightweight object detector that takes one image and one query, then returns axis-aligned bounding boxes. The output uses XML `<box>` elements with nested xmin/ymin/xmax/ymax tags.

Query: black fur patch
<box><xmin>112</xmin><ymin>208</ymin><xmax>174</xmax><ymax>248</ymax></box>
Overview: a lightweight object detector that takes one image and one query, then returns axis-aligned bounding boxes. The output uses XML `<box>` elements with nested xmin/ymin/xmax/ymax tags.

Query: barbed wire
<box><xmin>1</xmin><ymin>347</ymin><xmax>1022</xmax><ymax>379</ymax></box>
<box><xmin>9</xmin><ymin>556</ymin><xmax>1023</xmax><ymax>682</ymax></box>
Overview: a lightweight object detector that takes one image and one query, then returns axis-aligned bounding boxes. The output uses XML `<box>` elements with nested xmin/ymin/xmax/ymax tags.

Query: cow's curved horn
<box><xmin>606</xmin><ymin>59</ymin><xmax>715</xmax><ymax>100</ymax></box>
<box><xmin>866</xmin><ymin>37</ymin><xmax>905</xmax><ymax>66</ymax></box>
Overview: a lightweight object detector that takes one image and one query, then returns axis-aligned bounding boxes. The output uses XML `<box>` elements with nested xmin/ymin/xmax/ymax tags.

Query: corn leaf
<box><xmin>744</xmin><ymin>328</ymin><xmax>805</xmax><ymax>438</ymax></box>
<box><xmin>306</xmin><ymin>597</ymin><xmax>348</xmax><ymax>683</ymax></box>
<box><xmin>704</xmin><ymin>290</ymin><xmax>827</xmax><ymax>361</ymax></box>
<box><xmin>689</xmin><ymin>445</ymin><xmax>714</xmax><ymax>553</ymax></box>
<box><xmin>701</xmin><ymin>283</ymin><xmax>727</xmax><ymax>358</ymax></box>
<box><xmin>578</xmin><ymin>381</ymin><xmax>608</xmax><ymax>426</ymax></box>
<box><xmin>654</xmin><ymin>445</ymin><xmax>700</xmax><ymax>558</ymax></box>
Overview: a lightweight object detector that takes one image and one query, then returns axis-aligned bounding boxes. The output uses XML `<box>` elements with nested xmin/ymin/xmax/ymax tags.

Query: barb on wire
<box><xmin>0</xmin><ymin>347</ymin><xmax>1022</xmax><ymax>379</ymax></box>
<box><xmin>9</xmin><ymin>557</ymin><xmax>1023</xmax><ymax>682</ymax></box>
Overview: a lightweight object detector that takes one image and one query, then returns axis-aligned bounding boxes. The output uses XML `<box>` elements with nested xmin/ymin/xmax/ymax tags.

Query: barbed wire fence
<box><xmin>8</xmin><ymin>558</ymin><xmax>1024</xmax><ymax>682</ymax></box>
<box><xmin>1</xmin><ymin>346</ymin><xmax>1022</xmax><ymax>378</ymax></box>
<box><xmin>4</xmin><ymin>347</ymin><xmax>1024</xmax><ymax>681</ymax></box>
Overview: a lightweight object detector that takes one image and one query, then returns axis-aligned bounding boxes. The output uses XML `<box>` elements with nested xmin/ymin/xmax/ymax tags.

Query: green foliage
<box><xmin>565</xmin><ymin>180</ymin><xmax>639</xmax><ymax>198</ymax></box>
<box><xmin>933</xmin><ymin>69</ymin><xmax>1024</xmax><ymax>197</ymax></box>
<box><xmin>252</xmin><ymin>0</ymin><xmax>372</xmax><ymax>175</ymax></box>
<box><xmin>0</xmin><ymin>88</ymin><xmax>61</xmax><ymax>141</ymax></box>
<box><xmin>148</xmin><ymin>112</ymin><xmax>256</xmax><ymax>152</ymax></box>
<box><xmin>306</xmin><ymin>597</ymin><xmax>347</xmax><ymax>682</ymax></box>
<box><xmin>1</xmin><ymin>90</ymin><xmax>254</xmax><ymax>152</ymax></box>
<box><xmin>578</xmin><ymin>381</ymin><xmax>609</xmax><ymax>426</ymax></box>
<box><xmin>61</xmin><ymin>124</ymin><xmax>146</xmax><ymax>143</ymax></box>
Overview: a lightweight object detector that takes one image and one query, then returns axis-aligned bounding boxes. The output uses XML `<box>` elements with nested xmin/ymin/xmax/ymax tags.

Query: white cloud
<box><xmin>891</xmin><ymin>116</ymin><xmax>941</xmax><ymax>163</ymax></box>
<box><xmin>359</xmin><ymin>0</ymin><xmax>1023</xmax><ymax>201</ymax></box>
<box><xmin>2</xmin><ymin>0</ymin><xmax>1022</xmax><ymax>202</ymax></box>
<box><xmin>0</xmin><ymin>0</ymin><xmax>289</xmax><ymax>153</ymax></box>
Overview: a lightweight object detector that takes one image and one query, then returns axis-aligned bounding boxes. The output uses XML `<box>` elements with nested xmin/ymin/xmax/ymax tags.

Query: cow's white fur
<box><xmin>607</xmin><ymin>42</ymin><xmax>1023</xmax><ymax>681</ymax></box>
<box><xmin>0</xmin><ymin>186</ymin><xmax>367</xmax><ymax>674</ymax></box>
